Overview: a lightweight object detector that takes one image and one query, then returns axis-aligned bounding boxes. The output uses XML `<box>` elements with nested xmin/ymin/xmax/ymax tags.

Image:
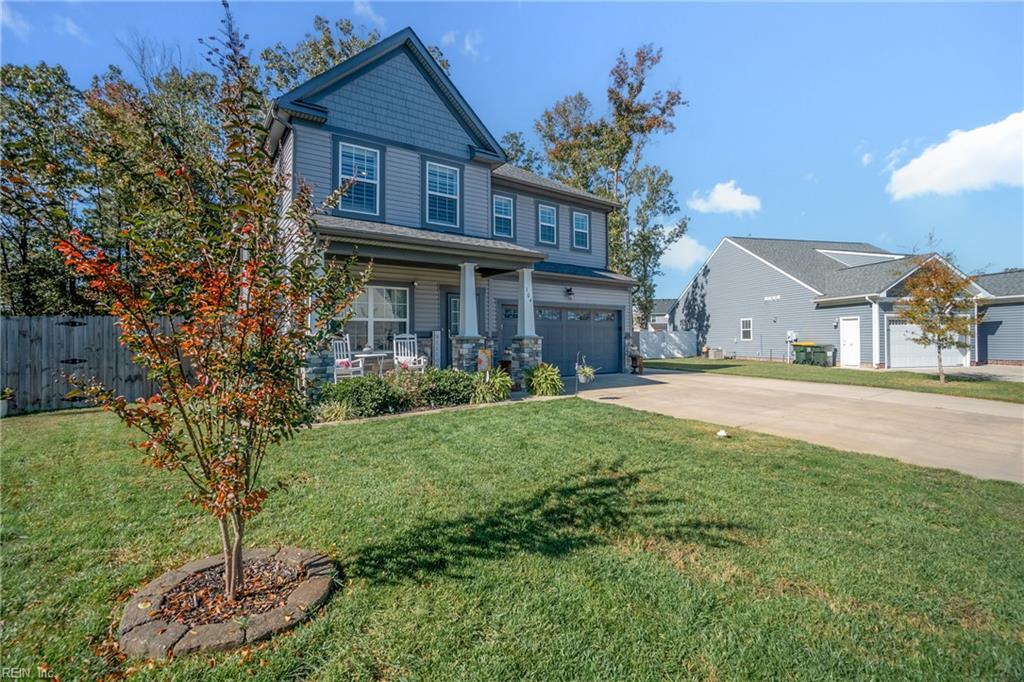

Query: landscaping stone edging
<box><xmin>118</xmin><ymin>546</ymin><xmax>334</xmax><ymax>658</ymax></box>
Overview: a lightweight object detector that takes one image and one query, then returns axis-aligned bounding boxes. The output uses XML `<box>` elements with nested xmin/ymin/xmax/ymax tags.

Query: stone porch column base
<box><xmin>452</xmin><ymin>336</ymin><xmax>486</xmax><ymax>373</ymax></box>
<box><xmin>506</xmin><ymin>335</ymin><xmax>542</xmax><ymax>388</ymax></box>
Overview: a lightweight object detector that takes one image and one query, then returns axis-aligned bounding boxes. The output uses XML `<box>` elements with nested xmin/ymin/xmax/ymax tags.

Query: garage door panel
<box><xmin>500</xmin><ymin>304</ymin><xmax>621</xmax><ymax>375</ymax></box>
<box><xmin>887</xmin><ymin>319</ymin><xmax>966</xmax><ymax>368</ymax></box>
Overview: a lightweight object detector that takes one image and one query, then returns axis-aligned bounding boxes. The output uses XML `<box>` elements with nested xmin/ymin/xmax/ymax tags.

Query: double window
<box><xmin>338</xmin><ymin>143</ymin><xmax>379</xmax><ymax>215</ymax></box>
<box><xmin>426</xmin><ymin>162</ymin><xmax>460</xmax><ymax>228</ymax></box>
<box><xmin>740</xmin><ymin>318</ymin><xmax>753</xmax><ymax>341</ymax></box>
<box><xmin>342</xmin><ymin>286</ymin><xmax>409</xmax><ymax>352</ymax></box>
<box><xmin>493</xmin><ymin>195</ymin><xmax>514</xmax><ymax>238</ymax></box>
<box><xmin>538</xmin><ymin>204</ymin><xmax>557</xmax><ymax>245</ymax></box>
<box><xmin>572</xmin><ymin>211</ymin><xmax>590</xmax><ymax>250</ymax></box>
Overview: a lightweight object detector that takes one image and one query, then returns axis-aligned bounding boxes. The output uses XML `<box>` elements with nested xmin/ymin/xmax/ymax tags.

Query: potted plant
<box><xmin>576</xmin><ymin>363</ymin><xmax>596</xmax><ymax>384</ymax></box>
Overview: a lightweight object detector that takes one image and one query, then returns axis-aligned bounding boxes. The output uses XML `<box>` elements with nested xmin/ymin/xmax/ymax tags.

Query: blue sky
<box><xmin>3</xmin><ymin>1</ymin><xmax>1022</xmax><ymax>297</ymax></box>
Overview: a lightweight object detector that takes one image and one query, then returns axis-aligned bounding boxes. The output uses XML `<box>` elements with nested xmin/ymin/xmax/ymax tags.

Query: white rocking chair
<box><xmin>392</xmin><ymin>333</ymin><xmax>427</xmax><ymax>372</ymax></box>
<box><xmin>332</xmin><ymin>335</ymin><xmax>365</xmax><ymax>382</ymax></box>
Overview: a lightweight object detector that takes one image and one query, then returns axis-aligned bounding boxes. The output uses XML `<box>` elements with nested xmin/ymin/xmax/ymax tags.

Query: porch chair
<box><xmin>332</xmin><ymin>335</ymin><xmax>364</xmax><ymax>382</ymax></box>
<box><xmin>393</xmin><ymin>333</ymin><xmax>428</xmax><ymax>372</ymax></box>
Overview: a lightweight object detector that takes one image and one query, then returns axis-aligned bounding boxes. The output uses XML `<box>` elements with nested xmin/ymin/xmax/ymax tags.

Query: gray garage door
<box><xmin>500</xmin><ymin>304</ymin><xmax>622</xmax><ymax>375</ymax></box>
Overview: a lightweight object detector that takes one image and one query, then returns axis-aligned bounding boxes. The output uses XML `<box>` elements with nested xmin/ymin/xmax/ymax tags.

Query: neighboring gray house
<box><xmin>672</xmin><ymin>237</ymin><xmax>1021</xmax><ymax>368</ymax></box>
<box><xmin>265</xmin><ymin>28</ymin><xmax>634</xmax><ymax>378</ymax></box>
<box><xmin>974</xmin><ymin>269</ymin><xmax>1024</xmax><ymax>365</ymax></box>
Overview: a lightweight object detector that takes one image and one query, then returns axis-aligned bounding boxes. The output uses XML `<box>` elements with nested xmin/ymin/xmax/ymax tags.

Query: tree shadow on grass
<box><xmin>349</xmin><ymin>461</ymin><xmax>753</xmax><ymax>584</ymax></box>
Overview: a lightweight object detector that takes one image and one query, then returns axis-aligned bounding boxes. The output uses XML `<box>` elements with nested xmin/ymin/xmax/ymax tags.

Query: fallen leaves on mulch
<box><xmin>157</xmin><ymin>559</ymin><xmax>306</xmax><ymax>627</ymax></box>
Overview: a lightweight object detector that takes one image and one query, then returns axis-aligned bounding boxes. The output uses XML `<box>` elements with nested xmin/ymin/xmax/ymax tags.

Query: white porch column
<box><xmin>517</xmin><ymin>267</ymin><xmax>536</xmax><ymax>337</ymax></box>
<box><xmin>459</xmin><ymin>262</ymin><xmax>479</xmax><ymax>337</ymax></box>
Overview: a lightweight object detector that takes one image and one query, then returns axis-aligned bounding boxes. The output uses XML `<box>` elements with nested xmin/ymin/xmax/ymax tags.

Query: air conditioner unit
<box><xmin>709</xmin><ymin>348</ymin><xmax>725</xmax><ymax>360</ymax></box>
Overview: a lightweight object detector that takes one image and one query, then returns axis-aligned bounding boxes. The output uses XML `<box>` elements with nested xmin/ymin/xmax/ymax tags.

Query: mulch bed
<box><xmin>158</xmin><ymin>558</ymin><xmax>306</xmax><ymax>627</ymax></box>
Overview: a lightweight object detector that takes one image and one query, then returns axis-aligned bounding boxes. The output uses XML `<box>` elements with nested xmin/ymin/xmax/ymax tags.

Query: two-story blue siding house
<box><xmin>265</xmin><ymin>28</ymin><xmax>634</xmax><ymax>380</ymax></box>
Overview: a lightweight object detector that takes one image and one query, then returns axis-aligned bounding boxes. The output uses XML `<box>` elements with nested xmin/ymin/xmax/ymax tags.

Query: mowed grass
<box><xmin>645</xmin><ymin>357</ymin><xmax>1024</xmax><ymax>403</ymax></box>
<box><xmin>2</xmin><ymin>402</ymin><xmax>1022</xmax><ymax>681</ymax></box>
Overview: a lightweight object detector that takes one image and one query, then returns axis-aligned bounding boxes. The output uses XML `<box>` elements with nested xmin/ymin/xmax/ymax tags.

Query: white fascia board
<box><xmin>674</xmin><ymin>237</ymin><xmax>728</xmax><ymax>305</ymax></box>
<box><xmin>725</xmin><ymin>238</ymin><xmax>824</xmax><ymax>295</ymax></box>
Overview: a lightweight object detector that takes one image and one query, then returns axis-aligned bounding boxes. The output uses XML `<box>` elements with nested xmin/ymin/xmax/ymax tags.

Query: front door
<box><xmin>839</xmin><ymin>317</ymin><xmax>861</xmax><ymax>368</ymax></box>
<box><xmin>443</xmin><ymin>291</ymin><xmax>483</xmax><ymax>368</ymax></box>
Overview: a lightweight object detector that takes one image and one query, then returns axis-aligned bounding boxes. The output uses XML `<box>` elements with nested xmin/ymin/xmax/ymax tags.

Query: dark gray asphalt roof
<box><xmin>533</xmin><ymin>260</ymin><xmax>636</xmax><ymax>285</ymax></box>
<box><xmin>728</xmin><ymin>237</ymin><xmax>913</xmax><ymax>297</ymax></box>
<box><xmin>976</xmin><ymin>269</ymin><xmax>1024</xmax><ymax>296</ymax></box>
<box><xmin>651</xmin><ymin>298</ymin><xmax>677</xmax><ymax>315</ymax></box>
<box><xmin>492</xmin><ymin>164</ymin><xmax>617</xmax><ymax>208</ymax></box>
<box><xmin>316</xmin><ymin>214</ymin><xmax>544</xmax><ymax>258</ymax></box>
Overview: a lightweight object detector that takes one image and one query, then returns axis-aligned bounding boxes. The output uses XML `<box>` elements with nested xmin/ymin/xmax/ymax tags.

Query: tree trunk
<box><xmin>228</xmin><ymin>511</ymin><xmax>245</xmax><ymax>601</ymax></box>
<box><xmin>219</xmin><ymin>516</ymin><xmax>233</xmax><ymax>598</ymax></box>
<box><xmin>936</xmin><ymin>344</ymin><xmax>945</xmax><ymax>384</ymax></box>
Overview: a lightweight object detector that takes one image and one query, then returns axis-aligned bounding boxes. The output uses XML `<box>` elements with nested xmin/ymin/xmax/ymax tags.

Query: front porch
<box><xmin>307</xmin><ymin>217</ymin><xmax>547</xmax><ymax>384</ymax></box>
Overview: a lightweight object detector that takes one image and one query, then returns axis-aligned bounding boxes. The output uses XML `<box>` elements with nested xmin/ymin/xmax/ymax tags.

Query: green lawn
<box><xmin>645</xmin><ymin>357</ymin><xmax>1024</xmax><ymax>403</ymax></box>
<box><xmin>2</xmin><ymin>403</ymin><xmax>1022</xmax><ymax>680</ymax></box>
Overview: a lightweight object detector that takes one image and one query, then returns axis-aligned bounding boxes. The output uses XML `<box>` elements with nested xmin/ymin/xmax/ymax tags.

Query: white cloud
<box><xmin>687</xmin><ymin>180</ymin><xmax>761</xmax><ymax>215</ymax></box>
<box><xmin>353</xmin><ymin>1</ymin><xmax>385</xmax><ymax>29</ymax></box>
<box><xmin>662</xmin><ymin>235</ymin><xmax>712</xmax><ymax>271</ymax></box>
<box><xmin>881</xmin><ymin>142</ymin><xmax>908</xmax><ymax>175</ymax></box>
<box><xmin>860</xmin><ymin>152</ymin><xmax>873</xmax><ymax>167</ymax></box>
<box><xmin>803</xmin><ymin>171</ymin><xmax>818</xmax><ymax>184</ymax></box>
<box><xmin>462</xmin><ymin>30</ymin><xmax>481</xmax><ymax>58</ymax></box>
<box><xmin>887</xmin><ymin>112</ymin><xmax>1024</xmax><ymax>200</ymax></box>
<box><xmin>440</xmin><ymin>30</ymin><xmax>456</xmax><ymax>47</ymax></box>
<box><xmin>2</xmin><ymin>5</ymin><xmax>30</xmax><ymax>40</ymax></box>
<box><xmin>53</xmin><ymin>15</ymin><xmax>89</xmax><ymax>44</ymax></box>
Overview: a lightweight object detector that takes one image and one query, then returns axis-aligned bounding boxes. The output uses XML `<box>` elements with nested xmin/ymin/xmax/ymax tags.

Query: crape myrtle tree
<box><xmin>53</xmin><ymin>3</ymin><xmax>366</xmax><ymax>600</ymax></box>
<box><xmin>897</xmin><ymin>255</ymin><xmax>982</xmax><ymax>384</ymax></box>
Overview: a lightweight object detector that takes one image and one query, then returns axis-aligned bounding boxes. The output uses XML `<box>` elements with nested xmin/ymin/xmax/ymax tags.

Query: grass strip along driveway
<box><xmin>645</xmin><ymin>357</ymin><xmax>1024</xmax><ymax>403</ymax></box>
<box><xmin>2</xmin><ymin>401</ymin><xmax>1022</xmax><ymax>680</ymax></box>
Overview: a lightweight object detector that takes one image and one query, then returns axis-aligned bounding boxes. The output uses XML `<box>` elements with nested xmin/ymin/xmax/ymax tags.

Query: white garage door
<box><xmin>887</xmin><ymin>319</ymin><xmax>966</xmax><ymax>368</ymax></box>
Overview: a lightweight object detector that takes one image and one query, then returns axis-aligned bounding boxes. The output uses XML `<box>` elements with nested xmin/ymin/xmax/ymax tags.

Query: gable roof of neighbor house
<box><xmin>491</xmin><ymin>164</ymin><xmax>619</xmax><ymax>210</ymax></box>
<box><xmin>272</xmin><ymin>27</ymin><xmax>506</xmax><ymax>162</ymax></box>
<box><xmin>722</xmin><ymin>237</ymin><xmax>924</xmax><ymax>300</ymax></box>
<box><xmin>975</xmin><ymin>269</ymin><xmax>1024</xmax><ymax>297</ymax></box>
<box><xmin>651</xmin><ymin>298</ymin><xmax>677</xmax><ymax>316</ymax></box>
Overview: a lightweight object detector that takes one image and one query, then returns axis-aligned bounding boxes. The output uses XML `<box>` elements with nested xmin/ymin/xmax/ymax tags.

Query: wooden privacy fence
<box><xmin>1</xmin><ymin>316</ymin><xmax>159</xmax><ymax>415</ymax></box>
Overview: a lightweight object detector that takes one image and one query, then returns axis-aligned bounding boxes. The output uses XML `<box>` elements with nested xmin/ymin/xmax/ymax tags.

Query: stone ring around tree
<box><xmin>118</xmin><ymin>546</ymin><xmax>335</xmax><ymax>658</ymax></box>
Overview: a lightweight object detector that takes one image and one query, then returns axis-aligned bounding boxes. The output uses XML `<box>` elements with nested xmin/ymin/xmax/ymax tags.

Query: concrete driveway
<box><xmin>579</xmin><ymin>371</ymin><xmax>1024</xmax><ymax>483</ymax></box>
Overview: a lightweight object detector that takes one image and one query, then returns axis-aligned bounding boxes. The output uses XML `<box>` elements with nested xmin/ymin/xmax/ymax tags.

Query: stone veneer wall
<box><xmin>450</xmin><ymin>336</ymin><xmax>492</xmax><ymax>373</ymax></box>
<box><xmin>505</xmin><ymin>336</ymin><xmax>542</xmax><ymax>388</ymax></box>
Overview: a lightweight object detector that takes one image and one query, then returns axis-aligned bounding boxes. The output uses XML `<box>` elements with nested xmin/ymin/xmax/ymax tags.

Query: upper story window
<box><xmin>572</xmin><ymin>211</ymin><xmax>590</xmax><ymax>250</ymax></box>
<box><xmin>426</xmin><ymin>162</ymin><xmax>460</xmax><ymax>228</ymax></box>
<box><xmin>338</xmin><ymin>143</ymin><xmax>379</xmax><ymax>215</ymax></box>
<box><xmin>493</xmin><ymin>195</ymin><xmax>514</xmax><ymax>238</ymax></box>
<box><xmin>538</xmin><ymin>204</ymin><xmax>557</xmax><ymax>245</ymax></box>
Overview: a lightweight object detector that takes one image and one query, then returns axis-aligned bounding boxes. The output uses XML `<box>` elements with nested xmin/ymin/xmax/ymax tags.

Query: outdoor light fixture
<box><xmin>565</xmin><ymin>287</ymin><xmax>575</xmax><ymax>299</ymax></box>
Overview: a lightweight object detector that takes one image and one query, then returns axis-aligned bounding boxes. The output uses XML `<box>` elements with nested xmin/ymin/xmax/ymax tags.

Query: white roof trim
<box><xmin>816</xmin><ymin>248</ymin><xmax>904</xmax><ymax>259</ymax></box>
<box><xmin>674</xmin><ymin>237</ymin><xmax>728</xmax><ymax>306</ymax></box>
<box><xmin>881</xmin><ymin>254</ymin><xmax>992</xmax><ymax>298</ymax></box>
<box><xmin>724</xmin><ymin>238</ymin><xmax>824</xmax><ymax>295</ymax></box>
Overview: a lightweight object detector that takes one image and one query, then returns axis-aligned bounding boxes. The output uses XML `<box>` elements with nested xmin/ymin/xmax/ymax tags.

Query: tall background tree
<box><xmin>507</xmin><ymin>46</ymin><xmax>689</xmax><ymax>327</ymax></box>
<box><xmin>898</xmin><ymin>255</ymin><xmax>982</xmax><ymax>384</ymax></box>
<box><xmin>0</xmin><ymin>63</ymin><xmax>93</xmax><ymax>314</ymax></box>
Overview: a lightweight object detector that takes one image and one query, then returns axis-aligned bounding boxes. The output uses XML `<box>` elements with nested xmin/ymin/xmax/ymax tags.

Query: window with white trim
<box><xmin>572</xmin><ymin>211</ymin><xmax>590</xmax><ymax>249</ymax></box>
<box><xmin>338</xmin><ymin>143</ymin><xmax>379</xmax><ymax>215</ymax></box>
<box><xmin>341</xmin><ymin>286</ymin><xmax>409</xmax><ymax>352</ymax></box>
<box><xmin>538</xmin><ymin>204</ymin><xmax>557</xmax><ymax>244</ymax></box>
<box><xmin>740</xmin><ymin>318</ymin><xmax>753</xmax><ymax>341</ymax></box>
<box><xmin>493</xmin><ymin>195</ymin><xmax>513</xmax><ymax>237</ymax></box>
<box><xmin>426</xmin><ymin>162</ymin><xmax>459</xmax><ymax>227</ymax></box>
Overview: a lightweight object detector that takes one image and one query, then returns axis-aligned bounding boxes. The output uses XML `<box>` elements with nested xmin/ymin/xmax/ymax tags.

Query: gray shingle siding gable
<box><xmin>308</xmin><ymin>48</ymin><xmax>476</xmax><ymax>159</ymax></box>
<box><xmin>676</xmin><ymin>240</ymin><xmax>873</xmax><ymax>364</ymax></box>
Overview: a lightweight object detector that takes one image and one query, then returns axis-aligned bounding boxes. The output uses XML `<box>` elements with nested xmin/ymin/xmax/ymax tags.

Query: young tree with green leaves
<box><xmin>898</xmin><ymin>256</ymin><xmax>982</xmax><ymax>384</ymax></box>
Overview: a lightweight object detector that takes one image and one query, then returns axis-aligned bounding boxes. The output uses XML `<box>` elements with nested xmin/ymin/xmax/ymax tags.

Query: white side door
<box><xmin>839</xmin><ymin>317</ymin><xmax>861</xmax><ymax>368</ymax></box>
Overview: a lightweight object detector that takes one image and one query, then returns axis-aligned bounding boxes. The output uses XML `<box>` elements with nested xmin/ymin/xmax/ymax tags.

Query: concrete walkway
<box><xmin>579</xmin><ymin>371</ymin><xmax>1024</xmax><ymax>483</ymax></box>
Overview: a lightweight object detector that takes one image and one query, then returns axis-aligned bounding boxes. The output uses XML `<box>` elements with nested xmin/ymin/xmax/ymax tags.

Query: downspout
<box><xmin>866</xmin><ymin>295</ymin><xmax>880</xmax><ymax>368</ymax></box>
